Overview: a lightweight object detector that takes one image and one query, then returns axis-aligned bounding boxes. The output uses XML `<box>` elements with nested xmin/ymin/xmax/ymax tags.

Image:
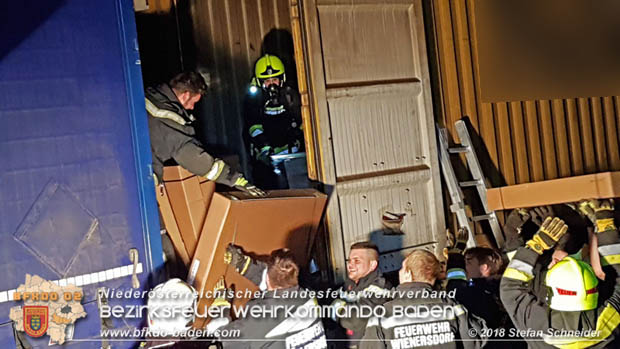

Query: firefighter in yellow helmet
<box><xmin>244</xmin><ymin>54</ymin><xmax>305</xmax><ymax>189</ymax></box>
<box><xmin>500</xmin><ymin>200</ymin><xmax>620</xmax><ymax>348</ymax></box>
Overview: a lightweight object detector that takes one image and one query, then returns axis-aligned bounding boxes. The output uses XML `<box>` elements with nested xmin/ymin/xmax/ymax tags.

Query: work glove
<box><xmin>525</xmin><ymin>217</ymin><xmax>568</xmax><ymax>255</ymax></box>
<box><xmin>443</xmin><ymin>227</ymin><xmax>469</xmax><ymax>258</ymax></box>
<box><xmin>529</xmin><ymin>206</ymin><xmax>554</xmax><ymax>226</ymax></box>
<box><xmin>206</xmin><ymin>277</ymin><xmax>232</xmax><ymax>333</ymax></box>
<box><xmin>256</xmin><ymin>146</ymin><xmax>273</xmax><ymax>166</ymax></box>
<box><xmin>224</xmin><ymin>244</ymin><xmax>253</xmax><ymax>276</ymax></box>
<box><xmin>504</xmin><ymin>208</ymin><xmax>530</xmax><ymax>237</ymax></box>
<box><xmin>577</xmin><ymin>199</ymin><xmax>616</xmax><ymax>234</ymax></box>
<box><xmin>211</xmin><ymin>277</ymin><xmax>232</xmax><ymax>309</ymax></box>
<box><xmin>233</xmin><ymin>176</ymin><xmax>266</xmax><ymax>197</ymax></box>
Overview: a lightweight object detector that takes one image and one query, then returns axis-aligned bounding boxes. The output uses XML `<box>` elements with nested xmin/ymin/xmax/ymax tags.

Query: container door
<box><xmin>293</xmin><ymin>0</ymin><xmax>444</xmax><ymax>280</ymax></box>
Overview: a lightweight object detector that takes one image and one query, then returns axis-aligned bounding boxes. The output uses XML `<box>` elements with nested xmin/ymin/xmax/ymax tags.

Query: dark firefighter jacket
<box><xmin>244</xmin><ymin>85</ymin><xmax>304</xmax><ymax>160</ymax></box>
<box><xmin>500</xmin><ymin>227</ymin><xmax>620</xmax><ymax>349</ymax></box>
<box><xmin>337</xmin><ymin>268</ymin><xmax>392</xmax><ymax>347</ymax></box>
<box><xmin>146</xmin><ymin>84</ymin><xmax>243</xmax><ymax>186</ymax></box>
<box><xmin>360</xmin><ymin>282</ymin><xmax>488</xmax><ymax>349</ymax></box>
<box><xmin>446</xmin><ymin>253</ymin><xmax>525</xmax><ymax>348</ymax></box>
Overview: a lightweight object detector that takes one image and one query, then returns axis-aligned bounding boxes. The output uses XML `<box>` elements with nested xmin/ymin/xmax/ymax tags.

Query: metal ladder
<box><xmin>437</xmin><ymin>120</ymin><xmax>505</xmax><ymax>248</ymax></box>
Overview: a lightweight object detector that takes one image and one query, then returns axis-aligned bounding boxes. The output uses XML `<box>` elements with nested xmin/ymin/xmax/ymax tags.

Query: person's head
<box><xmin>347</xmin><ymin>242</ymin><xmax>379</xmax><ymax>283</ymax></box>
<box><xmin>266</xmin><ymin>249</ymin><xmax>299</xmax><ymax>290</ymax></box>
<box><xmin>464</xmin><ymin>247</ymin><xmax>504</xmax><ymax>278</ymax></box>
<box><xmin>545</xmin><ymin>257</ymin><xmax>598</xmax><ymax>311</ymax></box>
<box><xmin>169</xmin><ymin>71</ymin><xmax>208</xmax><ymax>110</ymax></box>
<box><xmin>147</xmin><ymin>278</ymin><xmax>197</xmax><ymax>335</ymax></box>
<box><xmin>400</xmin><ymin>249</ymin><xmax>442</xmax><ymax>285</ymax></box>
<box><xmin>254</xmin><ymin>54</ymin><xmax>285</xmax><ymax>91</ymax></box>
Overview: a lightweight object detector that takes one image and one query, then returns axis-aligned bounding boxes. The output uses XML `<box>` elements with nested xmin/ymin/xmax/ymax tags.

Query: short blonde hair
<box><xmin>404</xmin><ymin>249</ymin><xmax>441</xmax><ymax>283</ymax></box>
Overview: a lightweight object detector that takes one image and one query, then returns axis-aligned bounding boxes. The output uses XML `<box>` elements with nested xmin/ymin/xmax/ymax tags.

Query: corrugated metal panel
<box><xmin>187</xmin><ymin>0</ymin><xmax>293</xmax><ymax>172</ymax></box>
<box><xmin>431</xmin><ymin>0</ymin><xmax>620</xmax><ymax>227</ymax></box>
<box><xmin>299</xmin><ymin>0</ymin><xmax>444</xmax><ymax>281</ymax></box>
<box><xmin>327</xmin><ymin>83</ymin><xmax>428</xmax><ymax>178</ymax></box>
<box><xmin>337</xmin><ymin>170</ymin><xmax>436</xmax><ymax>249</ymax></box>
<box><xmin>318</xmin><ymin>4</ymin><xmax>419</xmax><ymax>84</ymax></box>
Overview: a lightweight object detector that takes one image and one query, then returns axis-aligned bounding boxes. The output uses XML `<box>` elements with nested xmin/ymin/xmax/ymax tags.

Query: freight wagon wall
<box><xmin>429</xmin><ymin>0</ymin><xmax>620</xmax><ymax>229</ymax></box>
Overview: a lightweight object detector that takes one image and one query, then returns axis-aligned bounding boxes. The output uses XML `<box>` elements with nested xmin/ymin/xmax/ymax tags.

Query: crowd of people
<box><xmin>142</xmin><ymin>69</ymin><xmax>620</xmax><ymax>348</ymax></box>
<box><xmin>142</xmin><ymin>200</ymin><xmax>619</xmax><ymax>349</ymax></box>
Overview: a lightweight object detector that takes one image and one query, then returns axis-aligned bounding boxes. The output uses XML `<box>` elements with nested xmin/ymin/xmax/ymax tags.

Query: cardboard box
<box><xmin>162</xmin><ymin>166</ymin><xmax>216</xmax><ymax>257</ymax></box>
<box><xmin>487</xmin><ymin>172</ymin><xmax>620</xmax><ymax>210</ymax></box>
<box><xmin>156</xmin><ymin>186</ymin><xmax>191</xmax><ymax>265</ymax></box>
<box><xmin>188</xmin><ymin>189</ymin><xmax>327</xmax><ymax>327</ymax></box>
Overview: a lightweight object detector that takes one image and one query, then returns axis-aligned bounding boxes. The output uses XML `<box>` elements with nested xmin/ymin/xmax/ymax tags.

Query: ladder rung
<box><xmin>459</xmin><ymin>180</ymin><xmax>482</xmax><ymax>187</ymax></box>
<box><xmin>448</xmin><ymin>146</ymin><xmax>469</xmax><ymax>154</ymax></box>
<box><xmin>471</xmin><ymin>214</ymin><xmax>493</xmax><ymax>222</ymax></box>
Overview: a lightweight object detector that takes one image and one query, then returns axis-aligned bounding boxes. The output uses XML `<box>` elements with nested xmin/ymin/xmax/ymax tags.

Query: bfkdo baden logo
<box><xmin>23</xmin><ymin>306</ymin><xmax>49</xmax><ymax>337</ymax></box>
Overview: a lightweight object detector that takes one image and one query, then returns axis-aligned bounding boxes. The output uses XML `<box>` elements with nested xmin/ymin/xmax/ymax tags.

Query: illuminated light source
<box><xmin>249</xmin><ymin>85</ymin><xmax>259</xmax><ymax>94</ymax></box>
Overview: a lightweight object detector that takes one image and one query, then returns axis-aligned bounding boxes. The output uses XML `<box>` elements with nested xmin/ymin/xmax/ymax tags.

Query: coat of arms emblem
<box><xmin>23</xmin><ymin>306</ymin><xmax>48</xmax><ymax>337</ymax></box>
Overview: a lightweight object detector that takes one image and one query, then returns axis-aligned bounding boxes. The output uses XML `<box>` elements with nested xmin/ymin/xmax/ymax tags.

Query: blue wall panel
<box><xmin>0</xmin><ymin>0</ymin><xmax>162</xmax><ymax>346</ymax></box>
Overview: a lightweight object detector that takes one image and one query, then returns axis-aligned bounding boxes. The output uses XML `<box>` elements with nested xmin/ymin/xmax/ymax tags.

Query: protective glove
<box><xmin>443</xmin><ymin>227</ymin><xmax>469</xmax><ymax>257</ymax></box>
<box><xmin>207</xmin><ymin>277</ymin><xmax>232</xmax><ymax>332</ymax></box>
<box><xmin>525</xmin><ymin>217</ymin><xmax>568</xmax><ymax>255</ymax></box>
<box><xmin>578</xmin><ymin>199</ymin><xmax>616</xmax><ymax>233</ymax></box>
<box><xmin>233</xmin><ymin>176</ymin><xmax>266</xmax><ymax>197</ymax></box>
<box><xmin>224</xmin><ymin>244</ymin><xmax>253</xmax><ymax>276</ymax></box>
<box><xmin>211</xmin><ymin>277</ymin><xmax>232</xmax><ymax>309</ymax></box>
<box><xmin>529</xmin><ymin>206</ymin><xmax>554</xmax><ymax>226</ymax></box>
<box><xmin>256</xmin><ymin>146</ymin><xmax>273</xmax><ymax>166</ymax></box>
<box><xmin>504</xmin><ymin>208</ymin><xmax>530</xmax><ymax>237</ymax></box>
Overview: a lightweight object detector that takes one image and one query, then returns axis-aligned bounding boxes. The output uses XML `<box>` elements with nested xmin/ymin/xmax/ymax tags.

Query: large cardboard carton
<box><xmin>156</xmin><ymin>186</ymin><xmax>191</xmax><ymax>265</ymax></box>
<box><xmin>487</xmin><ymin>172</ymin><xmax>620</xmax><ymax>210</ymax></box>
<box><xmin>188</xmin><ymin>189</ymin><xmax>327</xmax><ymax>327</ymax></box>
<box><xmin>162</xmin><ymin>166</ymin><xmax>216</xmax><ymax>257</ymax></box>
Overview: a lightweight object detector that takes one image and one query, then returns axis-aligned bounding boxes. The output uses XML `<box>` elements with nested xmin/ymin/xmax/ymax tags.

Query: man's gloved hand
<box><xmin>529</xmin><ymin>205</ymin><xmax>554</xmax><ymax>226</ymax></box>
<box><xmin>578</xmin><ymin>199</ymin><xmax>616</xmax><ymax>233</ymax></box>
<box><xmin>257</xmin><ymin>146</ymin><xmax>273</xmax><ymax>166</ymax></box>
<box><xmin>233</xmin><ymin>176</ymin><xmax>266</xmax><ymax>197</ymax></box>
<box><xmin>504</xmin><ymin>208</ymin><xmax>530</xmax><ymax>237</ymax></box>
<box><xmin>208</xmin><ymin>277</ymin><xmax>232</xmax><ymax>332</ymax></box>
<box><xmin>525</xmin><ymin>217</ymin><xmax>569</xmax><ymax>255</ymax></box>
<box><xmin>224</xmin><ymin>244</ymin><xmax>253</xmax><ymax>276</ymax></box>
<box><xmin>443</xmin><ymin>228</ymin><xmax>469</xmax><ymax>258</ymax></box>
<box><xmin>211</xmin><ymin>277</ymin><xmax>232</xmax><ymax>309</ymax></box>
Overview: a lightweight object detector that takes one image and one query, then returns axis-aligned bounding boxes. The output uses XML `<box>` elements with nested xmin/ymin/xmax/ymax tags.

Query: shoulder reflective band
<box><xmin>446</xmin><ymin>268</ymin><xmax>467</xmax><ymax>281</ymax></box>
<box><xmin>145</xmin><ymin>98</ymin><xmax>186</xmax><ymax>125</ymax></box>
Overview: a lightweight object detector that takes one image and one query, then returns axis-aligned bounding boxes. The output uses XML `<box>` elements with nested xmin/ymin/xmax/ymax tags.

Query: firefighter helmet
<box><xmin>147</xmin><ymin>278</ymin><xmax>198</xmax><ymax>336</ymax></box>
<box><xmin>254</xmin><ymin>54</ymin><xmax>285</xmax><ymax>83</ymax></box>
<box><xmin>545</xmin><ymin>257</ymin><xmax>598</xmax><ymax>311</ymax></box>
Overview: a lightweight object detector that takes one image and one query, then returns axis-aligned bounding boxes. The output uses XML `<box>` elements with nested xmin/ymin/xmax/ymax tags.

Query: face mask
<box><xmin>266</xmin><ymin>84</ymin><xmax>280</xmax><ymax>102</ymax></box>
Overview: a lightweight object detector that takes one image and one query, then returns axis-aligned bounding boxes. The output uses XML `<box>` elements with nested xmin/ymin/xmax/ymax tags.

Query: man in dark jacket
<box><xmin>445</xmin><ymin>229</ymin><xmax>524</xmax><ymax>348</ymax></box>
<box><xmin>330</xmin><ymin>241</ymin><xmax>391</xmax><ymax>348</ymax></box>
<box><xmin>500</xmin><ymin>201</ymin><xmax>620</xmax><ymax>349</ymax></box>
<box><xmin>244</xmin><ymin>54</ymin><xmax>305</xmax><ymax>189</ymax></box>
<box><xmin>213</xmin><ymin>248</ymin><xmax>327</xmax><ymax>348</ymax></box>
<box><xmin>361</xmin><ymin>249</ymin><xmax>487</xmax><ymax>349</ymax></box>
<box><xmin>146</xmin><ymin>71</ymin><xmax>264</xmax><ymax>196</ymax></box>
